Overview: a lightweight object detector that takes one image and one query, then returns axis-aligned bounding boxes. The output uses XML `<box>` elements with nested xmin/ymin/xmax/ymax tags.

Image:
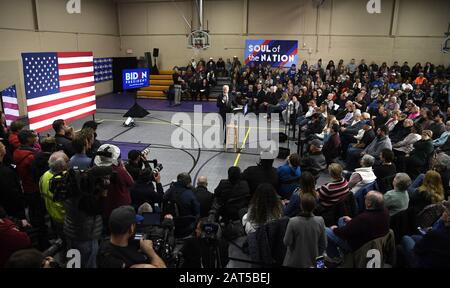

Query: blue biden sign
<box><xmin>122</xmin><ymin>68</ymin><xmax>149</xmax><ymax>90</ymax></box>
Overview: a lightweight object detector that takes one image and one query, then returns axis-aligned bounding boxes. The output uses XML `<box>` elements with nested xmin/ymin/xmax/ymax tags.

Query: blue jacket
<box><xmin>163</xmin><ymin>182</ymin><xmax>200</xmax><ymax>217</ymax></box>
<box><xmin>277</xmin><ymin>162</ymin><xmax>301</xmax><ymax>199</ymax></box>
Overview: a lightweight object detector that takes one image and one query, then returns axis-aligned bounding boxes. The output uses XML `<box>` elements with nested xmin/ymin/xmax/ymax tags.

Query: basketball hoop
<box><xmin>187</xmin><ymin>30</ymin><xmax>211</xmax><ymax>50</ymax></box>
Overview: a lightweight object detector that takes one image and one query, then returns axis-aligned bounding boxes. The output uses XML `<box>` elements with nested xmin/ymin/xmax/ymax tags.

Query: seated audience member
<box><xmin>0</xmin><ymin>142</ymin><xmax>26</xmax><ymax>219</ymax></box>
<box><xmin>163</xmin><ymin>173</ymin><xmax>200</xmax><ymax>218</ymax></box>
<box><xmin>4</xmin><ymin>249</ymin><xmax>58</xmax><ymax>268</ymax></box>
<box><xmin>393</xmin><ymin>122</ymin><xmax>422</xmax><ymax>172</ymax></box>
<box><xmin>69</xmin><ymin>128</ymin><xmax>94</xmax><ymax>170</ymax></box>
<box><xmin>325</xmin><ymin>191</ymin><xmax>389</xmax><ymax>258</ymax></box>
<box><xmin>348</xmin><ymin>154</ymin><xmax>377</xmax><ymax>193</ymax></box>
<box><xmin>193</xmin><ymin>176</ymin><xmax>213</xmax><ymax>218</ymax></box>
<box><xmin>433</xmin><ymin>121</ymin><xmax>450</xmax><ymax>148</ymax></box>
<box><xmin>300</xmin><ymin>139</ymin><xmax>327</xmax><ymax>176</ymax></box>
<box><xmin>97</xmin><ymin>206</ymin><xmax>166</xmax><ymax>268</ymax></box>
<box><xmin>52</xmin><ymin>119</ymin><xmax>75</xmax><ymax>157</ymax></box>
<box><xmin>242</xmin><ymin>156</ymin><xmax>279</xmax><ymax>196</ymax></box>
<box><xmin>284</xmin><ymin>171</ymin><xmax>318</xmax><ymax>217</ymax></box>
<box><xmin>242</xmin><ymin>184</ymin><xmax>283</xmax><ymax>234</ymax></box>
<box><xmin>373</xmin><ymin>148</ymin><xmax>396</xmax><ymax>180</ymax></box>
<box><xmin>82</xmin><ymin>120</ymin><xmax>102</xmax><ymax>158</ymax></box>
<box><xmin>304</xmin><ymin>113</ymin><xmax>326</xmax><ymax>139</ymax></box>
<box><xmin>401</xmin><ymin>202</ymin><xmax>450</xmax><ymax>268</ymax></box>
<box><xmin>384</xmin><ymin>173</ymin><xmax>412</xmax><ymax>216</ymax></box>
<box><xmin>318</xmin><ymin>164</ymin><xmax>350</xmax><ymax>208</ymax></box>
<box><xmin>405</xmin><ymin>130</ymin><xmax>434</xmax><ymax>179</ymax></box>
<box><xmin>430</xmin><ymin>113</ymin><xmax>446</xmax><ymax>139</ymax></box>
<box><xmin>277</xmin><ymin>153</ymin><xmax>301</xmax><ymax>199</ymax></box>
<box><xmin>212</xmin><ymin>166</ymin><xmax>250</xmax><ymax>223</ymax></box>
<box><xmin>346</xmin><ymin>125</ymin><xmax>391</xmax><ymax>171</ymax></box>
<box><xmin>31</xmin><ymin>136</ymin><xmax>57</xmax><ymax>183</ymax></box>
<box><xmin>0</xmin><ymin>207</ymin><xmax>32</xmax><ymax>268</ymax></box>
<box><xmin>94</xmin><ymin>144</ymin><xmax>134</xmax><ymax>219</ymax></box>
<box><xmin>385</xmin><ymin>110</ymin><xmax>401</xmax><ymax>132</ymax></box>
<box><xmin>323</xmin><ymin>124</ymin><xmax>341</xmax><ymax>163</ymax></box>
<box><xmin>409</xmin><ymin>170</ymin><xmax>445</xmax><ymax>217</ymax></box>
<box><xmin>130</xmin><ymin>168</ymin><xmax>163</xmax><ymax>212</ymax></box>
<box><xmin>283</xmin><ymin>194</ymin><xmax>327</xmax><ymax>268</ymax></box>
<box><xmin>345</xmin><ymin>120</ymin><xmax>375</xmax><ymax>159</ymax></box>
<box><xmin>8</xmin><ymin>120</ymin><xmax>25</xmax><ymax>153</ymax></box>
<box><xmin>39</xmin><ymin>151</ymin><xmax>69</xmax><ymax>235</ymax></box>
<box><xmin>180</xmin><ymin>218</ymin><xmax>229</xmax><ymax>268</ymax></box>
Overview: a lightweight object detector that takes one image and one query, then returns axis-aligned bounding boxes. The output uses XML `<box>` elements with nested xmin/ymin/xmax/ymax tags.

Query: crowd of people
<box><xmin>1</xmin><ymin>56</ymin><xmax>450</xmax><ymax>268</ymax></box>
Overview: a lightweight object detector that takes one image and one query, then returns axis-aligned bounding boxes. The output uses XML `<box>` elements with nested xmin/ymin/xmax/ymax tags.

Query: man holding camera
<box><xmin>97</xmin><ymin>206</ymin><xmax>166</xmax><ymax>268</ymax></box>
<box><xmin>126</xmin><ymin>149</ymin><xmax>164</xmax><ymax>210</ymax></box>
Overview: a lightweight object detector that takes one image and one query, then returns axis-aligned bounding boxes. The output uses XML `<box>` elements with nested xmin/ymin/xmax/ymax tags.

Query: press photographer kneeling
<box><xmin>97</xmin><ymin>205</ymin><xmax>166</xmax><ymax>268</ymax></box>
<box><xmin>126</xmin><ymin>149</ymin><xmax>164</xmax><ymax>211</ymax></box>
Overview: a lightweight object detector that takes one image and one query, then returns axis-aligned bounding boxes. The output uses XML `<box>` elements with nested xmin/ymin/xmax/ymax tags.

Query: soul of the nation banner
<box><xmin>21</xmin><ymin>51</ymin><xmax>96</xmax><ymax>132</ymax></box>
<box><xmin>244</xmin><ymin>40</ymin><xmax>298</xmax><ymax>67</ymax></box>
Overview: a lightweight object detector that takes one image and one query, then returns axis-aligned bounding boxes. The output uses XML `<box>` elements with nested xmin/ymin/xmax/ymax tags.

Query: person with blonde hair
<box><xmin>318</xmin><ymin>163</ymin><xmax>350</xmax><ymax>208</ymax></box>
<box><xmin>409</xmin><ymin>170</ymin><xmax>445</xmax><ymax>216</ymax></box>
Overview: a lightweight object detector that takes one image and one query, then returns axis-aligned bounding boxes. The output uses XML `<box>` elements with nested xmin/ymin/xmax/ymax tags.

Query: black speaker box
<box><xmin>153</xmin><ymin>48</ymin><xmax>159</xmax><ymax>57</ymax></box>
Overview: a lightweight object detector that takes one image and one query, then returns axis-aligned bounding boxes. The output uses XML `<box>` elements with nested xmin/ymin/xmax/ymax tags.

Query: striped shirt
<box><xmin>318</xmin><ymin>178</ymin><xmax>350</xmax><ymax>208</ymax></box>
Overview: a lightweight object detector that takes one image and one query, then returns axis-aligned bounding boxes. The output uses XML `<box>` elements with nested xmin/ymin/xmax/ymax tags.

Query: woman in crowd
<box><xmin>283</xmin><ymin>193</ymin><xmax>327</xmax><ymax>268</ymax></box>
<box><xmin>318</xmin><ymin>163</ymin><xmax>350</xmax><ymax>208</ymax></box>
<box><xmin>284</xmin><ymin>171</ymin><xmax>317</xmax><ymax>217</ymax></box>
<box><xmin>408</xmin><ymin>170</ymin><xmax>445</xmax><ymax>216</ymax></box>
<box><xmin>242</xmin><ymin>184</ymin><xmax>283</xmax><ymax>234</ymax></box>
<box><xmin>393</xmin><ymin>121</ymin><xmax>422</xmax><ymax>172</ymax></box>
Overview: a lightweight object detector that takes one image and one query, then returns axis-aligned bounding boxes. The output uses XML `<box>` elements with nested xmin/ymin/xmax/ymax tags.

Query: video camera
<box><xmin>139</xmin><ymin>148</ymin><xmax>163</xmax><ymax>176</ymax></box>
<box><xmin>135</xmin><ymin>217</ymin><xmax>179</xmax><ymax>267</ymax></box>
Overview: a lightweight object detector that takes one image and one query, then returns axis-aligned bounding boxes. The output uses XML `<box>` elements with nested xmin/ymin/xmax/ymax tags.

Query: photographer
<box><xmin>130</xmin><ymin>168</ymin><xmax>164</xmax><ymax>211</ymax></box>
<box><xmin>125</xmin><ymin>149</ymin><xmax>150</xmax><ymax>181</ymax></box>
<box><xmin>97</xmin><ymin>206</ymin><xmax>166</xmax><ymax>268</ymax></box>
<box><xmin>64</xmin><ymin>165</ymin><xmax>113</xmax><ymax>268</ymax></box>
<box><xmin>180</xmin><ymin>218</ymin><xmax>228</xmax><ymax>268</ymax></box>
<box><xmin>94</xmin><ymin>144</ymin><xmax>134</xmax><ymax>220</ymax></box>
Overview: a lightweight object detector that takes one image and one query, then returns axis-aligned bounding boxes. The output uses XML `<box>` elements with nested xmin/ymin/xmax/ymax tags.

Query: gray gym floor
<box><xmin>40</xmin><ymin>108</ymin><xmax>331</xmax><ymax>191</ymax></box>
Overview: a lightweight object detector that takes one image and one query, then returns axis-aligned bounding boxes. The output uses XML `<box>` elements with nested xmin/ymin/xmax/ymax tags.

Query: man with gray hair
<box><xmin>39</xmin><ymin>151</ymin><xmax>69</xmax><ymax>234</ymax></box>
<box><xmin>348</xmin><ymin>154</ymin><xmax>377</xmax><ymax>193</ymax></box>
<box><xmin>325</xmin><ymin>191</ymin><xmax>389</xmax><ymax>259</ymax></box>
<box><xmin>217</xmin><ymin>84</ymin><xmax>235</xmax><ymax>128</ymax></box>
<box><xmin>384</xmin><ymin>173</ymin><xmax>411</xmax><ymax>216</ymax></box>
<box><xmin>193</xmin><ymin>176</ymin><xmax>213</xmax><ymax>218</ymax></box>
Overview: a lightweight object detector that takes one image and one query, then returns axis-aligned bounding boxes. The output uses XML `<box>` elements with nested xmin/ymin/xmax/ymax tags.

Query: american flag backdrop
<box><xmin>1</xmin><ymin>84</ymin><xmax>20</xmax><ymax>127</ymax></box>
<box><xmin>21</xmin><ymin>51</ymin><xmax>96</xmax><ymax>132</ymax></box>
<box><xmin>93</xmin><ymin>58</ymin><xmax>113</xmax><ymax>83</ymax></box>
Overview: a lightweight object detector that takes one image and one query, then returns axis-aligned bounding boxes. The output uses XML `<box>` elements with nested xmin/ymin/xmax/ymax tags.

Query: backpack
<box><xmin>162</xmin><ymin>189</ymin><xmax>182</xmax><ymax>217</ymax></box>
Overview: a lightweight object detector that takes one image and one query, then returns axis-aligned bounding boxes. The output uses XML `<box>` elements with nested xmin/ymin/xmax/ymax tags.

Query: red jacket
<box><xmin>0</xmin><ymin>218</ymin><xmax>32</xmax><ymax>267</ymax></box>
<box><xmin>103</xmin><ymin>163</ymin><xmax>134</xmax><ymax>219</ymax></box>
<box><xmin>13</xmin><ymin>147</ymin><xmax>38</xmax><ymax>194</ymax></box>
<box><xmin>8</xmin><ymin>132</ymin><xmax>20</xmax><ymax>153</ymax></box>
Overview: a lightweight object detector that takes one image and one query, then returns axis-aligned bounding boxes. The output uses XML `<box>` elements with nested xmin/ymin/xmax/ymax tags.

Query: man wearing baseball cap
<box><xmin>97</xmin><ymin>205</ymin><xmax>165</xmax><ymax>268</ymax></box>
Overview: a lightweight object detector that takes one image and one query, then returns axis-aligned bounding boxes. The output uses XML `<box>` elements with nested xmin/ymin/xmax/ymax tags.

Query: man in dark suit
<box><xmin>193</xmin><ymin>176</ymin><xmax>213</xmax><ymax>218</ymax></box>
<box><xmin>249</xmin><ymin>83</ymin><xmax>265</xmax><ymax>114</ymax></box>
<box><xmin>217</xmin><ymin>85</ymin><xmax>236</xmax><ymax>127</ymax></box>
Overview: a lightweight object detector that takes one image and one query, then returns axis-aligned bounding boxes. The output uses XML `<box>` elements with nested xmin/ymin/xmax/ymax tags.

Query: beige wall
<box><xmin>2</xmin><ymin>0</ymin><xmax>449</xmax><ymax>116</ymax></box>
<box><xmin>118</xmin><ymin>0</ymin><xmax>450</xmax><ymax>70</ymax></box>
<box><xmin>0</xmin><ymin>0</ymin><xmax>121</xmax><ymax>116</ymax></box>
